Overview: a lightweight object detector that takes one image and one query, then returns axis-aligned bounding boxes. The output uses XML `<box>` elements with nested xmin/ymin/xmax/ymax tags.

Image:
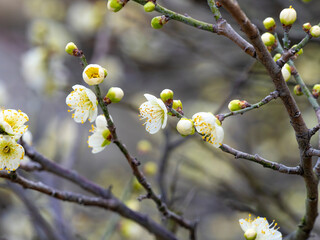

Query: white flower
<box><xmin>192</xmin><ymin>112</ymin><xmax>224</xmax><ymax>148</ymax></box>
<box><xmin>239</xmin><ymin>215</ymin><xmax>282</xmax><ymax>240</ymax></box>
<box><xmin>66</xmin><ymin>84</ymin><xmax>98</xmax><ymax>123</ymax></box>
<box><xmin>88</xmin><ymin>115</ymin><xmax>112</xmax><ymax>153</ymax></box>
<box><xmin>0</xmin><ymin>109</ymin><xmax>29</xmax><ymax>140</ymax></box>
<box><xmin>139</xmin><ymin>94</ymin><xmax>168</xmax><ymax>134</ymax></box>
<box><xmin>0</xmin><ymin>135</ymin><xmax>25</xmax><ymax>171</ymax></box>
<box><xmin>82</xmin><ymin>64</ymin><xmax>107</xmax><ymax>85</ymax></box>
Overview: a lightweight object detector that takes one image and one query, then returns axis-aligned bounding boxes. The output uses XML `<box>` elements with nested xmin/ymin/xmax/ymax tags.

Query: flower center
<box><xmin>85</xmin><ymin>67</ymin><xmax>100</xmax><ymax>79</ymax></box>
<box><xmin>3</xmin><ymin>145</ymin><xmax>10</xmax><ymax>153</ymax></box>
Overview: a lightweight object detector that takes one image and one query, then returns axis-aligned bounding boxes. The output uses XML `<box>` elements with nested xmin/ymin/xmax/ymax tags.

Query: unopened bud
<box><xmin>176</xmin><ymin>118</ymin><xmax>195</xmax><ymax>136</ymax></box>
<box><xmin>273</xmin><ymin>53</ymin><xmax>281</xmax><ymax>62</ymax></box>
<box><xmin>263</xmin><ymin>17</ymin><xmax>276</xmax><ymax>31</ymax></box>
<box><xmin>261</xmin><ymin>32</ymin><xmax>275</xmax><ymax>46</ymax></box>
<box><xmin>282</xmin><ymin>67</ymin><xmax>291</xmax><ymax>82</ymax></box>
<box><xmin>107</xmin><ymin>0</ymin><xmax>124</xmax><ymax>12</ymax></box>
<box><xmin>144</xmin><ymin>1</ymin><xmax>155</xmax><ymax>12</ymax></box>
<box><xmin>303</xmin><ymin>22</ymin><xmax>311</xmax><ymax>32</ymax></box>
<box><xmin>143</xmin><ymin>161</ymin><xmax>158</xmax><ymax>176</ymax></box>
<box><xmin>160</xmin><ymin>89</ymin><xmax>174</xmax><ymax>102</ymax></box>
<box><xmin>172</xmin><ymin>100</ymin><xmax>182</xmax><ymax>110</ymax></box>
<box><xmin>151</xmin><ymin>16</ymin><xmax>168</xmax><ymax>29</ymax></box>
<box><xmin>279</xmin><ymin>6</ymin><xmax>297</xmax><ymax>26</ymax></box>
<box><xmin>105</xmin><ymin>87</ymin><xmax>124</xmax><ymax>104</ymax></box>
<box><xmin>312</xmin><ymin>84</ymin><xmax>320</xmax><ymax>98</ymax></box>
<box><xmin>284</xmin><ymin>63</ymin><xmax>291</xmax><ymax>72</ymax></box>
<box><xmin>244</xmin><ymin>229</ymin><xmax>257</xmax><ymax>240</ymax></box>
<box><xmin>228</xmin><ymin>100</ymin><xmax>241</xmax><ymax>112</ymax></box>
<box><xmin>310</xmin><ymin>25</ymin><xmax>320</xmax><ymax>38</ymax></box>
<box><xmin>294</xmin><ymin>85</ymin><xmax>303</xmax><ymax>96</ymax></box>
<box><xmin>65</xmin><ymin>42</ymin><xmax>78</xmax><ymax>56</ymax></box>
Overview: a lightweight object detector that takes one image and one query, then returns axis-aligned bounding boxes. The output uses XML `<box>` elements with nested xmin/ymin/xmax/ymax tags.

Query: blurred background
<box><xmin>0</xmin><ymin>0</ymin><xmax>320</xmax><ymax>239</ymax></box>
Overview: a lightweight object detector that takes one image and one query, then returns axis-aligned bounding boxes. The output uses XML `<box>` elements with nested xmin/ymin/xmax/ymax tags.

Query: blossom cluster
<box><xmin>0</xmin><ymin>109</ymin><xmax>29</xmax><ymax>171</ymax></box>
<box><xmin>139</xmin><ymin>92</ymin><xmax>224</xmax><ymax>148</ymax></box>
<box><xmin>65</xmin><ymin>60</ymin><xmax>123</xmax><ymax>154</ymax></box>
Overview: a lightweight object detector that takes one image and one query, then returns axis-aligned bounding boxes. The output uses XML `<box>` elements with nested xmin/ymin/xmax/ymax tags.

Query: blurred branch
<box><xmin>6</xmin><ymin>182</ymin><xmax>64</xmax><ymax>240</ymax></box>
<box><xmin>0</xmin><ymin>171</ymin><xmax>178</xmax><ymax>240</ymax></box>
<box><xmin>220</xmin><ymin>144</ymin><xmax>303</xmax><ymax>175</ymax></box>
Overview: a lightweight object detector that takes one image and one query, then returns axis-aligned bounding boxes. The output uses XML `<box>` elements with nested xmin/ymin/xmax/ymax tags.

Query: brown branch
<box><xmin>0</xmin><ymin>171</ymin><xmax>178</xmax><ymax>240</ymax></box>
<box><xmin>218</xmin><ymin>1</ymin><xmax>318</xmax><ymax>239</ymax></box>
<box><xmin>220</xmin><ymin>144</ymin><xmax>303</xmax><ymax>175</ymax></box>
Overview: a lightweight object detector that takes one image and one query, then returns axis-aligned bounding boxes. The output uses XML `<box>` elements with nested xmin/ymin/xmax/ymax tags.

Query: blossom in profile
<box><xmin>192</xmin><ymin>112</ymin><xmax>224</xmax><ymax>148</ymax></box>
<box><xmin>88</xmin><ymin>115</ymin><xmax>112</xmax><ymax>153</ymax></box>
<box><xmin>66</xmin><ymin>85</ymin><xmax>98</xmax><ymax>123</ymax></box>
<box><xmin>0</xmin><ymin>109</ymin><xmax>29</xmax><ymax>140</ymax></box>
<box><xmin>239</xmin><ymin>214</ymin><xmax>282</xmax><ymax>240</ymax></box>
<box><xmin>139</xmin><ymin>94</ymin><xmax>168</xmax><ymax>134</ymax></box>
<box><xmin>0</xmin><ymin>135</ymin><xmax>25</xmax><ymax>172</ymax></box>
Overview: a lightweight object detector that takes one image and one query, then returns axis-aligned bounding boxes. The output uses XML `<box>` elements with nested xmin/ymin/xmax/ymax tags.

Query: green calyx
<box><xmin>294</xmin><ymin>85</ymin><xmax>303</xmax><ymax>96</ymax></box>
<box><xmin>101</xmin><ymin>129</ymin><xmax>111</xmax><ymax>147</ymax></box>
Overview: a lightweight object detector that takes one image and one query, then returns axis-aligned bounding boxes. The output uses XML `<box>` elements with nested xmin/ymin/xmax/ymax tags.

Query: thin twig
<box><xmin>220</xmin><ymin>144</ymin><xmax>303</xmax><ymax>175</ymax></box>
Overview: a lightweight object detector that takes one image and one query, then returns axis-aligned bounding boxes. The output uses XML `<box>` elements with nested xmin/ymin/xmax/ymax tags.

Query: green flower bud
<box><xmin>273</xmin><ymin>53</ymin><xmax>282</xmax><ymax>62</ymax></box>
<box><xmin>279</xmin><ymin>6</ymin><xmax>297</xmax><ymax>26</ymax></box>
<box><xmin>176</xmin><ymin>118</ymin><xmax>195</xmax><ymax>136</ymax></box>
<box><xmin>292</xmin><ymin>44</ymin><xmax>303</xmax><ymax>55</ymax></box>
<box><xmin>172</xmin><ymin>100</ymin><xmax>182</xmax><ymax>110</ymax></box>
<box><xmin>143</xmin><ymin>161</ymin><xmax>157</xmax><ymax>176</ymax></box>
<box><xmin>294</xmin><ymin>85</ymin><xmax>303</xmax><ymax>96</ymax></box>
<box><xmin>310</xmin><ymin>25</ymin><xmax>320</xmax><ymax>38</ymax></box>
<box><xmin>302</xmin><ymin>0</ymin><xmax>312</xmax><ymax>3</ymax></box>
<box><xmin>151</xmin><ymin>16</ymin><xmax>168</xmax><ymax>29</ymax></box>
<box><xmin>282</xmin><ymin>67</ymin><xmax>291</xmax><ymax>82</ymax></box>
<box><xmin>144</xmin><ymin>1</ymin><xmax>155</xmax><ymax>12</ymax></box>
<box><xmin>107</xmin><ymin>0</ymin><xmax>123</xmax><ymax>12</ymax></box>
<box><xmin>261</xmin><ymin>32</ymin><xmax>275</xmax><ymax>46</ymax></box>
<box><xmin>160</xmin><ymin>89</ymin><xmax>174</xmax><ymax>102</ymax></box>
<box><xmin>303</xmin><ymin>22</ymin><xmax>311</xmax><ymax>32</ymax></box>
<box><xmin>105</xmin><ymin>87</ymin><xmax>124</xmax><ymax>103</ymax></box>
<box><xmin>244</xmin><ymin>229</ymin><xmax>257</xmax><ymax>240</ymax></box>
<box><xmin>263</xmin><ymin>17</ymin><xmax>276</xmax><ymax>30</ymax></box>
<box><xmin>312</xmin><ymin>84</ymin><xmax>320</xmax><ymax>98</ymax></box>
<box><xmin>65</xmin><ymin>42</ymin><xmax>78</xmax><ymax>56</ymax></box>
<box><xmin>228</xmin><ymin>100</ymin><xmax>241</xmax><ymax>112</ymax></box>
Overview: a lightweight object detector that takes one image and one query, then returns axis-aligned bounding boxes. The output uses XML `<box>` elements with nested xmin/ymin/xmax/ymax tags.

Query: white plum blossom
<box><xmin>239</xmin><ymin>214</ymin><xmax>282</xmax><ymax>240</ymax></box>
<box><xmin>0</xmin><ymin>109</ymin><xmax>29</xmax><ymax>140</ymax></box>
<box><xmin>0</xmin><ymin>135</ymin><xmax>25</xmax><ymax>171</ymax></box>
<box><xmin>88</xmin><ymin>115</ymin><xmax>112</xmax><ymax>154</ymax></box>
<box><xmin>82</xmin><ymin>64</ymin><xmax>107</xmax><ymax>86</ymax></box>
<box><xmin>66</xmin><ymin>85</ymin><xmax>98</xmax><ymax>123</ymax></box>
<box><xmin>192</xmin><ymin>112</ymin><xmax>224</xmax><ymax>148</ymax></box>
<box><xmin>139</xmin><ymin>94</ymin><xmax>168</xmax><ymax>134</ymax></box>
